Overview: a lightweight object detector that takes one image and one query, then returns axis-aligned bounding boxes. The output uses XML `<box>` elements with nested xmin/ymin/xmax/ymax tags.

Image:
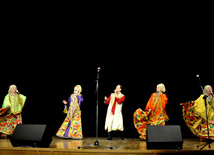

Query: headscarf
<box><xmin>203</xmin><ymin>85</ymin><xmax>212</xmax><ymax>95</ymax></box>
<box><xmin>8</xmin><ymin>85</ymin><xmax>19</xmax><ymax>94</ymax></box>
<box><xmin>75</xmin><ymin>85</ymin><xmax>82</xmax><ymax>95</ymax></box>
<box><xmin>157</xmin><ymin>83</ymin><xmax>166</xmax><ymax>93</ymax></box>
<box><xmin>8</xmin><ymin>84</ymin><xmax>23</xmax><ymax>107</ymax></box>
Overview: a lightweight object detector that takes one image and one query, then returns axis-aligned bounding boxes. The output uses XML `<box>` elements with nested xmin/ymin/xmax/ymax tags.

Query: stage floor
<box><xmin>0</xmin><ymin>137</ymin><xmax>214</xmax><ymax>155</ymax></box>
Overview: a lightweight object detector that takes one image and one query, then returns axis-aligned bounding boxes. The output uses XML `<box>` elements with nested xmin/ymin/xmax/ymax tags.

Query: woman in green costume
<box><xmin>0</xmin><ymin>85</ymin><xmax>26</xmax><ymax>138</ymax></box>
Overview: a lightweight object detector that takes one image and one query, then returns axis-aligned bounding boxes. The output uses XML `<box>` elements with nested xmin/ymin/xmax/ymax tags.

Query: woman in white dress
<box><xmin>104</xmin><ymin>85</ymin><xmax>125</xmax><ymax>140</ymax></box>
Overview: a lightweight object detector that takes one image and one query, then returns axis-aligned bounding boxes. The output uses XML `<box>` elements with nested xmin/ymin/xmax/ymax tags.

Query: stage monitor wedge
<box><xmin>10</xmin><ymin>124</ymin><xmax>52</xmax><ymax>148</ymax></box>
<box><xmin>146</xmin><ymin>125</ymin><xmax>183</xmax><ymax>149</ymax></box>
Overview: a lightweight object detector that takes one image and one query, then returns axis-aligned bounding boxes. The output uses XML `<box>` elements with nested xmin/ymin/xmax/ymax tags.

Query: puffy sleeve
<box><xmin>211</xmin><ymin>96</ymin><xmax>214</xmax><ymax>109</ymax></box>
<box><xmin>2</xmin><ymin>94</ymin><xmax>10</xmax><ymax>109</ymax></box>
<box><xmin>145</xmin><ymin>93</ymin><xmax>154</xmax><ymax>111</ymax></box>
<box><xmin>193</xmin><ymin>94</ymin><xmax>206</xmax><ymax>119</ymax></box>
<box><xmin>19</xmin><ymin>94</ymin><xmax>27</xmax><ymax>108</ymax></box>
<box><xmin>161</xmin><ymin>94</ymin><xmax>168</xmax><ymax>110</ymax></box>
<box><xmin>77</xmin><ymin>95</ymin><xmax>84</xmax><ymax>107</ymax></box>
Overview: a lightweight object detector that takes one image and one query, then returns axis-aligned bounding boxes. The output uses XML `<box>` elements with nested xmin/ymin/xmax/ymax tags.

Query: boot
<box><xmin>0</xmin><ymin>133</ymin><xmax>8</xmax><ymax>139</ymax></box>
<box><xmin>107</xmin><ymin>132</ymin><xmax>112</xmax><ymax>140</ymax></box>
<box><xmin>120</xmin><ymin>131</ymin><xmax>125</xmax><ymax>140</ymax></box>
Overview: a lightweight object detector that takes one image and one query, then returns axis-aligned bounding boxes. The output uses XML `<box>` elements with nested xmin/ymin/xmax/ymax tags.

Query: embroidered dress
<box><xmin>56</xmin><ymin>94</ymin><xmax>83</xmax><ymax>139</ymax></box>
<box><xmin>0</xmin><ymin>93</ymin><xmax>26</xmax><ymax>137</ymax></box>
<box><xmin>133</xmin><ymin>93</ymin><xmax>168</xmax><ymax>140</ymax></box>
<box><xmin>181</xmin><ymin>94</ymin><xmax>214</xmax><ymax>139</ymax></box>
<box><xmin>105</xmin><ymin>93</ymin><xmax>125</xmax><ymax>132</ymax></box>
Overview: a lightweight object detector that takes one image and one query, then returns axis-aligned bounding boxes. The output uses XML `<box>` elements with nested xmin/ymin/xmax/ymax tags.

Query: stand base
<box><xmin>197</xmin><ymin>139</ymin><xmax>213</xmax><ymax>150</ymax></box>
<box><xmin>94</xmin><ymin>140</ymin><xmax>99</xmax><ymax>146</ymax></box>
<box><xmin>197</xmin><ymin>142</ymin><xmax>211</xmax><ymax>150</ymax></box>
<box><xmin>78</xmin><ymin>140</ymin><xmax>113</xmax><ymax>149</ymax></box>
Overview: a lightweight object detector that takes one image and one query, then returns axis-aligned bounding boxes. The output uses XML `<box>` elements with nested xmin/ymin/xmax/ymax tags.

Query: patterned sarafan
<box><xmin>181</xmin><ymin>99</ymin><xmax>214</xmax><ymax>140</ymax></box>
<box><xmin>56</xmin><ymin>95</ymin><xmax>83</xmax><ymax>139</ymax></box>
<box><xmin>133</xmin><ymin>93</ymin><xmax>168</xmax><ymax>140</ymax></box>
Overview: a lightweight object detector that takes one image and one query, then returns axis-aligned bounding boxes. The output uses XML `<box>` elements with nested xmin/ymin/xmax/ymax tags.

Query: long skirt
<box><xmin>181</xmin><ymin>101</ymin><xmax>214</xmax><ymax>140</ymax></box>
<box><xmin>56</xmin><ymin>112</ymin><xmax>83</xmax><ymax>139</ymax></box>
<box><xmin>0</xmin><ymin>107</ymin><xmax>22</xmax><ymax>138</ymax></box>
<box><xmin>133</xmin><ymin>108</ymin><xmax>166</xmax><ymax>140</ymax></box>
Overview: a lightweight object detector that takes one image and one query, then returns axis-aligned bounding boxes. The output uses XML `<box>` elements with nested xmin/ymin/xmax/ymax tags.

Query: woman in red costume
<box><xmin>133</xmin><ymin>83</ymin><xmax>169</xmax><ymax>140</ymax></box>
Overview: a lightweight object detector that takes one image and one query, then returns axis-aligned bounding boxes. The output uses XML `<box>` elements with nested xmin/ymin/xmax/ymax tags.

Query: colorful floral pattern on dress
<box><xmin>56</xmin><ymin>111</ymin><xmax>83</xmax><ymax>139</ymax></box>
<box><xmin>56</xmin><ymin>95</ymin><xmax>83</xmax><ymax>139</ymax></box>
<box><xmin>181</xmin><ymin>101</ymin><xmax>214</xmax><ymax>139</ymax></box>
<box><xmin>134</xmin><ymin>108</ymin><xmax>166</xmax><ymax>140</ymax></box>
<box><xmin>0</xmin><ymin>107</ymin><xmax>22</xmax><ymax>136</ymax></box>
<box><xmin>133</xmin><ymin>93</ymin><xmax>168</xmax><ymax>140</ymax></box>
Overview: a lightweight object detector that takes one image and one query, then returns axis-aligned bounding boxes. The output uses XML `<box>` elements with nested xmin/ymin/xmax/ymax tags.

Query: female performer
<box><xmin>181</xmin><ymin>85</ymin><xmax>214</xmax><ymax>141</ymax></box>
<box><xmin>104</xmin><ymin>85</ymin><xmax>125</xmax><ymax>140</ymax></box>
<box><xmin>133</xmin><ymin>83</ymin><xmax>169</xmax><ymax>140</ymax></box>
<box><xmin>0</xmin><ymin>85</ymin><xmax>26</xmax><ymax>138</ymax></box>
<box><xmin>56</xmin><ymin>85</ymin><xmax>83</xmax><ymax>139</ymax></box>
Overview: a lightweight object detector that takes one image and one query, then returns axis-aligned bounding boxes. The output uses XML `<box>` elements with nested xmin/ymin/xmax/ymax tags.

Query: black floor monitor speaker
<box><xmin>10</xmin><ymin>124</ymin><xmax>52</xmax><ymax>147</ymax></box>
<box><xmin>146</xmin><ymin>125</ymin><xmax>183</xmax><ymax>149</ymax></box>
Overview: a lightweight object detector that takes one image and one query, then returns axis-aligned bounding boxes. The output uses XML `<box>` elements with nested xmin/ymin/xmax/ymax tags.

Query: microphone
<box><xmin>196</xmin><ymin>74</ymin><xmax>202</xmax><ymax>83</ymax></box>
<box><xmin>97</xmin><ymin>67</ymin><xmax>101</xmax><ymax>72</ymax></box>
<box><xmin>210</xmin><ymin>90</ymin><xmax>213</xmax><ymax>96</ymax></box>
<box><xmin>196</xmin><ymin>74</ymin><xmax>204</xmax><ymax>92</ymax></box>
<box><xmin>96</xmin><ymin>67</ymin><xmax>101</xmax><ymax>80</ymax></box>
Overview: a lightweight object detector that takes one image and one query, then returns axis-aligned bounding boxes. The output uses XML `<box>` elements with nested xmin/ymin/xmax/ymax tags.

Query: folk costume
<box><xmin>134</xmin><ymin>84</ymin><xmax>168</xmax><ymax>140</ymax></box>
<box><xmin>105</xmin><ymin>92</ymin><xmax>125</xmax><ymax>139</ymax></box>
<box><xmin>56</xmin><ymin>85</ymin><xmax>83</xmax><ymax>139</ymax></box>
<box><xmin>181</xmin><ymin>93</ymin><xmax>214</xmax><ymax>140</ymax></box>
<box><xmin>0</xmin><ymin>85</ymin><xmax>26</xmax><ymax>138</ymax></box>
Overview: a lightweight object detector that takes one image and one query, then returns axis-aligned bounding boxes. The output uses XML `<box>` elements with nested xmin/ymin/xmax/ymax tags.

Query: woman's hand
<box><xmin>62</xmin><ymin>100</ymin><xmax>67</xmax><ymax>104</ymax></box>
<box><xmin>104</xmin><ymin>96</ymin><xmax>108</xmax><ymax>101</ymax></box>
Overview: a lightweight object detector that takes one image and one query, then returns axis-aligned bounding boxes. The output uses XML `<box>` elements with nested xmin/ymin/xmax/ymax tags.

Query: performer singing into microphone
<box><xmin>133</xmin><ymin>83</ymin><xmax>169</xmax><ymax>140</ymax></box>
<box><xmin>104</xmin><ymin>85</ymin><xmax>125</xmax><ymax>140</ymax></box>
<box><xmin>0</xmin><ymin>85</ymin><xmax>26</xmax><ymax>138</ymax></box>
<box><xmin>56</xmin><ymin>85</ymin><xmax>83</xmax><ymax>139</ymax></box>
<box><xmin>181</xmin><ymin>85</ymin><xmax>214</xmax><ymax>141</ymax></box>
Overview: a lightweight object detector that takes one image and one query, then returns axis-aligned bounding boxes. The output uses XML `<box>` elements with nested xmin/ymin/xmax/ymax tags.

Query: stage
<box><xmin>0</xmin><ymin>137</ymin><xmax>214</xmax><ymax>155</ymax></box>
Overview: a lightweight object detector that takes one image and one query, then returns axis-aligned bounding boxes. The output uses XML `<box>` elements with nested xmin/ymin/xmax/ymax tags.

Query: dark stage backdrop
<box><xmin>0</xmin><ymin>52</ymin><xmax>213</xmax><ymax>139</ymax></box>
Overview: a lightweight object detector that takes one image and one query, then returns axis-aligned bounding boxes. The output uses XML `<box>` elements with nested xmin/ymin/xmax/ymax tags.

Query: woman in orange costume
<box><xmin>133</xmin><ymin>83</ymin><xmax>169</xmax><ymax>140</ymax></box>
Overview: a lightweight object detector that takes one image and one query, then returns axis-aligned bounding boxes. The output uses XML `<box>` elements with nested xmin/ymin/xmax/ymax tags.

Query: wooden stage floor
<box><xmin>0</xmin><ymin>137</ymin><xmax>214</xmax><ymax>155</ymax></box>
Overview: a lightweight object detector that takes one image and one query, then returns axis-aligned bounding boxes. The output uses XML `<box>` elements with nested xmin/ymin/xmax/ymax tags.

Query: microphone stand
<box><xmin>196</xmin><ymin>76</ymin><xmax>212</xmax><ymax>150</ymax></box>
<box><xmin>199</xmin><ymin>95</ymin><xmax>212</xmax><ymax>150</ymax></box>
<box><xmin>78</xmin><ymin>67</ymin><xmax>113</xmax><ymax>149</ymax></box>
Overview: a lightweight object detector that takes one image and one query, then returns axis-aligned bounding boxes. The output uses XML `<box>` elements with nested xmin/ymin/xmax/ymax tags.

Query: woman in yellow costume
<box><xmin>181</xmin><ymin>85</ymin><xmax>214</xmax><ymax>141</ymax></box>
<box><xmin>0</xmin><ymin>85</ymin><xmax>26</xmax><ymax>138</ymax></box>
<box><xmin>133</xmin><ymin>83</ymin><xmax>169</xmax><ymax>140</ymax></box>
